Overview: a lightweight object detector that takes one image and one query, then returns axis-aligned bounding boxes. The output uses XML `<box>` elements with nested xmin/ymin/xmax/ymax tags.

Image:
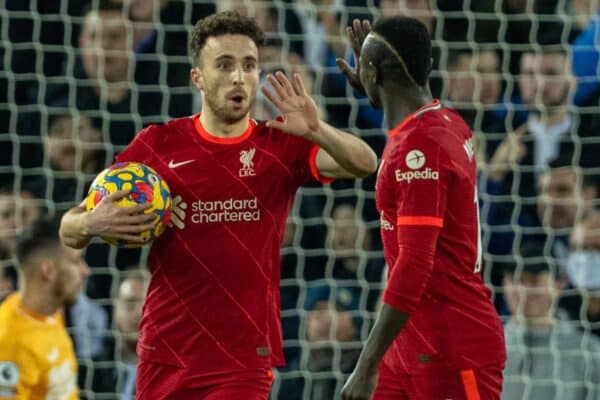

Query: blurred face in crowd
<box><xmin>191</xmin><ymin>34</ymin><xmax>260</xmax><ymax>124</ymax></box>
<box><xmin>50</xmin><ymin>245</ymin><xmax>90</xmax><ymax>307</ymax></box>
<box><xmin>116</xmin><ymin>0</ymin><xmax>167</xmax><ymax>22</ymax></box>
<box><xmin>217</xmin><ymin>0</ymin><xmax>275</xmax><ymax>33</ymax></box>
<box><xmin>446</xmin><ymin>51</ymin><xmax>501</xmax><ymax>106</ymax></box>
<box><xmin>379</xmin><ymin>0</ymin><xmax>433</xmax><ymax>33</ymax></box>
<box><xmin>328</xmin><ymin>204</ymin><xmax>370</xmax><ymax>255</ymax></box>
<box><xmin>306</xmin><ymin>302</ymin><xmax>357</xmax><ymax>343</ymax></box>
<box><xmin>44</xmin><ymin>115</ymin><xmax>102</xmax><ymax>173</ymax></box>
<box><xmin>79</xmin><ymin>9</ymin><xmax>131</xmax><ymax>82</ymax></box>
<box><xmin>0</xmin><ymin>191</ymin><xmax>40</xmax><ymax>254</ymax></box>
<box><xmin>519</xmin><ymin>51</ymin><xmax>572</xmax><ymax>109</ymax></box>
<box><xmin>115</xmin><ymin>276</ymin><xmax>148</xmax><ymax>343</ymax></box>
<box><xmin>537</xmin><ymin>167</ymin><xmax>595</xmax><ymax>230</ymax></box>
<box><xmin>504</xmin><ymin>271</ymin><xmax>558</xmax><ymax>327</ymax></box>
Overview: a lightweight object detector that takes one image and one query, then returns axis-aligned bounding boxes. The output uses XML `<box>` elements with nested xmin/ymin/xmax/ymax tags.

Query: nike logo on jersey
<box><xmin>168</xmin><ymin>159</ymin><xmax>195</xmax><ymax>169</ymax></box>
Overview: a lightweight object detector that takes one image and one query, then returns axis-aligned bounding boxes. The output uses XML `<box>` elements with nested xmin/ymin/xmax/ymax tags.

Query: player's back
<box><xmin>377</xmin><ymin>101</ymin><xmax>505</xmax><ymax>372</ymax></box>
<box><xmin>0</xmin><ymin>293</ymin><xmax>78</xmax><ymax>400</ymax></box>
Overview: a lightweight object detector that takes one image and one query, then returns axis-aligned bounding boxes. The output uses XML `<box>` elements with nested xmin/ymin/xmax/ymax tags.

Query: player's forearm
<box><xmin>354</xmin><ymin>304</ymin><xmax>409</xmax><ymax>374</ymax></box>
<box><xmin>307</xmin><ymin>120</ymin><xmax>377</xmax><ymax>178</ymax></box>
<box><xmin>59</xmin><ymin>206</ymin><xmax>93</xmax><ymax>249</ymax></box>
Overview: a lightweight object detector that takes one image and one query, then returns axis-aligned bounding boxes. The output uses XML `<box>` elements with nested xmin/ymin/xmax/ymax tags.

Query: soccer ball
<box><xmin>86</xmin><ymin>161</ymin><xmax>172</xmax><ymax>247</ymax></box>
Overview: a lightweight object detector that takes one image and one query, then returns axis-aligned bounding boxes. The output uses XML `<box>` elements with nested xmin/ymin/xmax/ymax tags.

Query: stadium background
<box><xmin>2</xmin><ymin>0</ymin><xmax>600</xmax><ymax>398</ymax></box>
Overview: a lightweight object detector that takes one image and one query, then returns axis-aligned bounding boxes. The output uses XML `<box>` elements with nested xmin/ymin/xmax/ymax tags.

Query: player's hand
<box><xmin>340</xmin><ymin>368</ymin><xmax>377</xmax><ymax>400</ymax></box>
<box><xmin>336</xmin><ymin>18</ymin><xmax>371</xmax><ymax>96</ymax></box>
<box><xmin>85</xmin><ymin>190</ymin><xmax>155</xmax><ymax>243</ymax></box>
<box><xmin>262</xmin><ymin>71</ymin><xmax>320</xmax><ymax>138</ymax></box>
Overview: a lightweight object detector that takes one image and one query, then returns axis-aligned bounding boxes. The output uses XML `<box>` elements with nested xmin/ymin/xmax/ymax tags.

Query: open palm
<box><xmin>261</xmin><ymin>71</ymin><xmax>320</xmax><ymax>138</ymax></box>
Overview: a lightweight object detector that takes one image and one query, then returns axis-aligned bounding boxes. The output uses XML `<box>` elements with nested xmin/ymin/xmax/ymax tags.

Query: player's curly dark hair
<box><xmin>188</xmin><ymin>11</ymin><xmax>265</xmax><ymax>66</ymax></box>
<box><xmin>371</xmin><ymin>16</ymin><xmax>431</xmax><ymax>86</ymax></box>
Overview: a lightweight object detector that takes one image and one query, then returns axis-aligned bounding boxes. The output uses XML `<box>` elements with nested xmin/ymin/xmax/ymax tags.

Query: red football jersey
<box><xmin>376</xmin><ymin>100</ymin><xmax>506</xmax><ymax>373</ymax></box>
<box><xmin>116</xmin><ymin>114</ymin><xmax>330</xmax><ymax>375</ymax></box>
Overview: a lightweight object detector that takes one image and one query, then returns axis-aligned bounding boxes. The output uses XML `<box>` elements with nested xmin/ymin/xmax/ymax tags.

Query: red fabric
<box><xmin>375</xmin><ymin>103</ymin><xmax>505</xmax><ymax>374</ymax></box>
<box><xmin>373</xmin><ymin>359</ymin><xmax>503</xmax><ymax>400</ymax></box>
<box><xmin>116</xmin><ymin>116</ymin><xmax>329</xmax><ymax>379</ymax></box>
<box><xmin>136</xmin><ymin>360</ymin><xmax>273</xmax><ymax>399</ymax></box>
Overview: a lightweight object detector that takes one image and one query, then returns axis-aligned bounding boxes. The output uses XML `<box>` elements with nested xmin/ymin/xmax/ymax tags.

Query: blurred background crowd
<box><xmin>3</xmin><ymin>0</ymin><xmax>600</xmax><ymax>398</ymax></box>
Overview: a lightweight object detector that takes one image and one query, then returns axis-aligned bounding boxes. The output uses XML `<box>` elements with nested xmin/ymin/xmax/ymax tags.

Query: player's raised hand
<box><xmin>262</xmin><ymin>71</ymin><xmax>320</xmax><ymax>138</ymax></box>
<box><xmin>85</xmin><ymin>190</ymin><xmax>155</xmax><ymax>243</ymax></box>
<box><xmin>340</xmin><ymin>368</ymin><xmax>377</xmax><ymax>400</ymax></box>
<box><xmin>336</xmin><ymin>18</ymin><xmax>371</xmax><ymax>96</ymax></box>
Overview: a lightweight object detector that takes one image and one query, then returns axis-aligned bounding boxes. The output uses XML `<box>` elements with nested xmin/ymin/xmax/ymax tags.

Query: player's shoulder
<box><xmin>137</xmin><ymin>115</ymin><xmax>196</xmax><ymax>143</ymax></box>
<box><xmin>0</xmin><ymin>295</ymin><xmax>21</xmax><ymax>346</ymax></box>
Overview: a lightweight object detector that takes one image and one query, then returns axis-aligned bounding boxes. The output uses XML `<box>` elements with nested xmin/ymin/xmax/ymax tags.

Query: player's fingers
<box><xmin>275</xmin><ymin>71</ymin><xmax>295</xmax><ymax>97</ymax></box>
<box><xmin>104</xmin><ymin>190</ymin><xmax>131</xmax><ymax>202</ymax></box>
<box><xmin>293</xmin><ymin>73</ymin><xmax>308</xmax><ymax>96</ymax></box>
<box><xmin>362</xmin><ymin>19</ymin><xmax>371</xmax><ymax>36</ymax></box>
<box><xmin>336</xmin><ymin>58</ymin><xmax>355</xmax><ymax>78</ymax></box>
<box><xmin>118</xmin><ymin>202</ymin><xmax>153</xmax><ymax>215</ymax></box>
<box><xmin>122</xmin><ymin>213</ymin><xmax>156</xmax><ymax>224</ymax></box>
<box><xmin>110</xmin><ymin>233</ymin><xmax>148</xmax><ymax>243</ymax></box>
<box><xmin>261</xmin><ymin>86</ymin><xmax>282</xmax><ymax>108</ymax></box>
<box><xmin>113</xmin><ymin>223</ymin><xmax>155</xmax><ymax>234</ymax></box>
<box><xmin>347</xmin><ymin>26</ymin><xmax>361</xmax><ymax>58</ymax></box>
<box><xmin>354</xmin><ymin>19</ymin><xmax>366</xmax><ymax>45</ymax></box>
<box><xmin>266</xmin><ymin>73</ymin><xmax>288</xmax><ymax>100</ymax></box>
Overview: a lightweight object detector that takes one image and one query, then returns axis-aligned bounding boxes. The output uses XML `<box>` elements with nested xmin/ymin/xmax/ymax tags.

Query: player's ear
<box><xmin>39</xmin><ymin>259</ymin><xmax>57</xmax><ymax>282</ymax></box>
<box><xmin>190</xmin><ymin>66</ymin><xmax>204</xmax><ymax>91</ymax></box>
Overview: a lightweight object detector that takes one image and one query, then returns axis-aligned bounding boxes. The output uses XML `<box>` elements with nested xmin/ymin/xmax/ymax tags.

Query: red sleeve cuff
<box><xmin>309</xmin><ymin>145</ymin><xmax>334</xmax><ymax>184</ymax></box>
<box><xmin>383</xmin><ymin>289</ymin><xmax>416</xmax><ymax>314</ymax></box>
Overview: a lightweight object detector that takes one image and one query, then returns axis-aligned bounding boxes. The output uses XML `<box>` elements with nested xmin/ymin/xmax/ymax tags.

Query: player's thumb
<box><xmin>266</xmin><ymin>119</ymin><xmax>285</xmax><ymax>131</ymax></box>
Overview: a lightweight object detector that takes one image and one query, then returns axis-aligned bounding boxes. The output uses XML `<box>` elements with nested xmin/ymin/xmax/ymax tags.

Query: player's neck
<box><xmin>199</xmin><ymin>110</ymin><xmax>250</xmax><ymax>138</ymax></box>
<box><xmin>383</xmin><ymin>86</ymin><xmax>433</xmax><ymax>130</ymax></box>
<box><xmin>19</xmin><ymin>285</ymin><xmax>61</xmax><ymax>317</ymax></box>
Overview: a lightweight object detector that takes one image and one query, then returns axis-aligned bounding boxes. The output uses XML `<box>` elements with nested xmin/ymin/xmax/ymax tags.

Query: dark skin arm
<box><xmin>341</xmin><ymin>304</ymin><xmax>410</xmax><ymax>400</ymax></box>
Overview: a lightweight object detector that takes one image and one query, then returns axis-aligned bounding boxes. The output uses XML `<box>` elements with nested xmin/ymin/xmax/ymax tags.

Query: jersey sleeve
<box><xmin>281</xmin><ymin>130</ymin><xmax>333</xmax><ymax>187</ymax></box>
<box><xmin>114</xmin><ymin>125</ymin><xmax>160</xmax><ymax>165</ymax></box>
<box><xmin>382</xmin><ymin>129</ymin><xmax>453</xmax><ymax>314</ymax></box>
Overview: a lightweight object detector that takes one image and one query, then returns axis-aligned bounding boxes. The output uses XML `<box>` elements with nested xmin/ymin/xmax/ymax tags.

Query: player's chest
<box><xmin>157</xmin><ymin>143</ymin><xmax>292</xmax><ymax>200</ymax></box>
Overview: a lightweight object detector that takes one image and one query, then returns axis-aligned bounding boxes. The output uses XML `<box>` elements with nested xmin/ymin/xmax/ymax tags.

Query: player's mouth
<box><xmin>227</xmin><ymin>91</ymin><xmax>247</xmax><ymax>108</ymax></box>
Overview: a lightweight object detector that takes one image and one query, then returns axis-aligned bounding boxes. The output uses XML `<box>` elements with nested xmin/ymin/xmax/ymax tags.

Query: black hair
<box><xmin>188</xmin><ymin>11</ymin><xmax>264</xmax><ymax>66</ymax></box>
<box><xmin>14</xmin><ymin>215</ymin><xmax>62</xmax><ymax>270</ymax></box>
<box><xmin>370</xmin><ymin>15</ymin><xmax>432</xmax><ymax>86</ymax></box>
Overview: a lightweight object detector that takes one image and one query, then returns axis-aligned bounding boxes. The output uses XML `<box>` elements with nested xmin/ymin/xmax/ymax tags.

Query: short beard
<box><xmin>204</xmin><ymin>94</ymin><xmax>255</xmax><ymax>124</ymax></box>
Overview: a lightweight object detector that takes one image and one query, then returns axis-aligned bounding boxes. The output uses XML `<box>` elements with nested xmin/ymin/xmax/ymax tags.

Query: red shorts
<box><xmin>136</xmin><ymin>360</ymin><xmax>274</xmax><ymax>399</ymax></box>
<box><xmin>372</xmin><ymin>360</ymin><xmax>503</xmax><ymax>400</ymax></box>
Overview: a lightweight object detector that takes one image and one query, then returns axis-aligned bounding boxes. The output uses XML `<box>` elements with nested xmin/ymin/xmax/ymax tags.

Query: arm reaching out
<box><xmin>261</xmin><ymin>71</ymin><xmax>378</xmax><ymax>179</ymax></box>
<box><xmin>60</xmin><ymin>190</ymin><xmax>155</xmax><ymax>249</ymax></box>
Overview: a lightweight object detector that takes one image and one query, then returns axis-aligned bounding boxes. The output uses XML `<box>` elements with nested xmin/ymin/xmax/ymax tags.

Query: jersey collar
<box><xmin>388</xmin><ymin>99</ymin><xmax>442</xmax><ymax>137</ymax></box>
<box><xmin>193</xmin><ymin>113</ymin><xmax>256</xmax><ymax>144</ymax></box>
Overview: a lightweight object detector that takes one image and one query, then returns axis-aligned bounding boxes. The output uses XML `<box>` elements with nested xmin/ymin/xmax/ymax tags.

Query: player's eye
<box><xmin>244</xmin><ymin>62</ymin><xmax>257</xmax><ymax>71</ymax></box>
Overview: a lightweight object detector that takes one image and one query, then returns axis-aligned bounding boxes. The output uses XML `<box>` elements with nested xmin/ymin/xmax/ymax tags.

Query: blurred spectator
<box><xmin>571</xmin><ymin>1</ymin><xmax>600</xmax><ymax>106</ymax></box>
<box><xmin>93</xmin><ymin>270</ymin><xmax>149</xmax><ymax>399</ymax></box>
<box><xmin>217</xmin><ymin>0</ymin><xmax>304</xmax><ymax>56</ymax></box>
<box><xmin>302</xmin><ymin>283</ymin><xmax>362</xmax><ymax>400</ymax></box>
<box><xmin>27</xmin><ymin>112</ymin><xmax>104</xmax><ymax>213</ymax></box>
<box><xmin>482</xmin><ymin>45</ymin><xmax>579</xmax><ymax>257</ymax></box>
<box><xmin>502</xmin><ymin>241</ymin><xmax>600</xmax><ymax>399</ymax></box>
<box><xmin>41</xmin><ymin>0</ymin><xmax>191</xmax><ymax>154</ymax></box>
<box><xmin>377</xmin><ymin>0</ymin><xmax>433</xmax><ymax>33</ymax></box>
<box><xmin>443</xmin><ymin>47</ymin><xmax>507</xmax><ymax>160</ymax></box>
<box><xmin>0</xmin><ymin>186</ymin><xmax>41</xmax><ymax>257</ymax></box>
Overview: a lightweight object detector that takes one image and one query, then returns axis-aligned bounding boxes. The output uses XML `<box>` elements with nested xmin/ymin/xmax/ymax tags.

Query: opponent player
<box><xmin>59</xmin><ymin>11</ymin><xmax>378</xmax><ymax>399</ymax></box>
<box><xmin>0</xmin><ymin>216</ymin><xmax>89</xmax><ymax>399</ymax></box>
<box><xmin>338</xmin><ymin>16</ymin><xmax>506</xmax><ymax>400</ymax></box>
